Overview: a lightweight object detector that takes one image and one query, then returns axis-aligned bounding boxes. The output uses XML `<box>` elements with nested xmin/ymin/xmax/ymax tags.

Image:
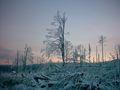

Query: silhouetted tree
<box><xmin>98</xmin><ymin>35</ymin><xmax>106</xmax><ymax>62</ymax></box>
<box><xmin>22</xmin><ymin>44</ymin><xmax>32</xmax><ymax>71</ymax></box>
<box><xmin>45</xmin><ymin>11</ymin><xmax>67</xmax><ymax>66</ymax></box>
<box><xmin>96</xmin><ymin>45</ymin><xmax>98</xmax><ymax>62</ymax></box>
<box><xmin>115</xmin><ymin>45</ymin><xmax>119</xmax><ymax>59</ymax></box>
<box><xmin>118</xmin><ymin>45</ymin><xmax>120</xmax><ymax>59</ymax></box>
<box><xmin>114</xmin><ymin>45</ymin><xmax>120</xmax><ymax>60</ymax></box>
<box><xmin>73</xmin><ymin>48</ymin><xmax>78</xmax><ymax>63</ymax></box>
<box><xmin>15</xmin><ymin>50</ymin><xmax>19</xmax><ymax>73</ymax></box>
<box><xmin>77</xmin><ymin>44</ymin><xmax>86</xmax><ymax>66</ymax></box>
<box><xmin>64</xmin><ymin>40</ymin><xmax>73</xmax><ymax>63</ymax></box>
<box><xmin>93</xmin><ymin>57</ymin><xmax>95</xmax><ymax>63</ymax></box>
<box><xmin>39</xmin><ymin>48</ymin><xmax>47</xmax><ymax>63</ymax></box>
<box><xmin>118</xmin><ymin>45</ymin><xmax>120</xmax><ymax>76</ymax></box>
<box><xmin>98</xmin><ymin>53</ymin><xmax>100</xmax><ymax>62</ymax></box>
<box><xmin>83</xmin><ymin>48</ymin><xmax>86</xmax><ymax>60</ymax></box>
<box><xmin>88</xmin><ymin>43</ymin><xmax>91</xmax><ymax>63</ymax></box>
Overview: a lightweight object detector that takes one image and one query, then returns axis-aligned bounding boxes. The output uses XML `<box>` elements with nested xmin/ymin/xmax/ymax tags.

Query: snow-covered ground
<box><xmin>0</xmin><ymin>60</ymin><xmax>120</xmax><ymax>90</ymax></box>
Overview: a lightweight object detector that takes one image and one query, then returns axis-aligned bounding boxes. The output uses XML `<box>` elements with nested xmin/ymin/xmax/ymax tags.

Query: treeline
<box><xmin>13</xmin><ymin>11</ymin><xmax>120</xmax><ymax>71</ymax></box>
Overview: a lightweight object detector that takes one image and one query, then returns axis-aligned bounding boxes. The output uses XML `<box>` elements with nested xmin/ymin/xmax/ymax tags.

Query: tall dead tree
<box><xmin>64</xmin><ymin>40</ymin><xmax>73</xmax><ymax>63</ymax></box>
<box><xmin>98</xmin><ymin>35</ymin><xmax>106</xmax><ymax>62</ymax></box>
<box><xmin>15</xmin><ymin>50</ymin><xmax>19</xmax><ymax>73</ymax></box>
<box><xmin>118</xmin><ymin>45</ymin><xmax>120</xmax><ymax>77</ymax></box>
<box><xmin>96</xmin><ymin>45</ymin><xmax>98</xmax><ymax>62</ymax></box>
<box><xmin>77</xmin><ymin>45</ymin><xmax>84</xmax><ymax>62</ymax></box>
<box><xmin>98</xmin><ymin>53</ymin><xmax>100</xmax><ymax>62</ymax></box>
<box><xmin>73</xmin><ymin>48</ymin><xmax>78</xmax><ymax>63</ymax></box>
<box><xmin>83</xmin><ymin>48</ymin><xmax>86</xmax><ymax>60</ymax></box>
<box><xmin>88</xmin><ymin>43</ymin><xmax>91</xmax><ymax>63</ymax></box>
<box><xmin>115</xmin><ymin>45</ymin><xmax>119</xmax><ymax>59</ymax></box>
<box><xmin>118</xmin><ymin>45</ymin><xmax>120</xmax><ymax>59</ymax></box>
<box><xmin>22</xmin><ymin>44</ymin><xmax>32</xmax><ymax>71</ymax></box>
<box><xmin>45</xmin><ymin>11</ymin><xmax>67</xmax><ymax>66</ymax></box>
<box><xmin>114</xmin><ymin>45</ymin><xmax>120</xmax><ymax>60</ymax></box>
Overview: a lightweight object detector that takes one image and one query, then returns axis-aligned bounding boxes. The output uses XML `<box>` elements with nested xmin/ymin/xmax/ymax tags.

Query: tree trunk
<box><xmin>102</xmin><ymin>42</ymin><xmax>104</xmax><ymax>62</ymax></box>
<box><xmin>62</xmin><ymin>20</ymin><xmax>65</xmax><ymax>66</ymax></box>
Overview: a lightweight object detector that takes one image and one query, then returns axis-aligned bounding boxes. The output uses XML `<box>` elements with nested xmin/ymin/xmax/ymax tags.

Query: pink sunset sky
<box><xmin>0</xmin><ymin>0</ymin><xmax>120</xmax><ymax>64</ymax></box>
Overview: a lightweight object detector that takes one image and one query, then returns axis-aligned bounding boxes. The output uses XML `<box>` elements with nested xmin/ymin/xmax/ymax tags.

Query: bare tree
<box><xmin>88</xmin><ymin>43</ymin><xmax>91</xmax><ymax>63</ymax></box>
<box><xmin>15</xmin><ymin>50</ymin><xmax>19</xmax><ymax>73</ymax></box>
<box><xmin>73</xmin><ymin>48</ymin><xmax>78</xmax><ymax>63</ymax></box>
<box><xmin>118</xmin><ymin>45</ymin><xmax>120</xmax><ymax>77</ymax></box>
<box><xmin>77</xmin><ymin>45</ymin><xmax>82</xmax><ymax>62</ymax></box>
<box><xmin>114</xmin><ymin>45</ymin><xmax>120</xmax><ymax>59</ymax></box>
<box><xmin>45</xmin><ymin>11</ymin><xmax>67</xmax><ymax>66</ymax></box>
<box><xmin>93</xmin><ymin>57</ymin><xmax>95</xmax><ymax>63</ymax></box>
<box><xmin>98</xmin><ymin>35</ymin><xmax>106</xmax><ymax>62</ymax></box>
<box><xmin>39</xmin><ymin>48</ymin><xmax>48</xmax><ymax>63</ymax></box>
<box><xmin>77</xmin><ymin>44</ymin><xmax>86</xmax><ymax>66</ymax></box>
<box><xmin>83</xmin><ymin>48</ymin><xmax>86</xmax><ymax>60</ymax></box>
<box><xmin>64</xmin><ymin>40</ymin><xmax>73</xmax><ymax>63</ymax></box>
<box><xmin>98</xmin><ymin>53</ymin><xmax>100</xmax><ymax>62</ymax></box>
<box><xmin>115</xmin><ymin>45</ymin><xmax>119</xmax><ymax>59</ymax></box>
<box><xmin>45</xmin><ymin>45</ymin><xmax>52</xmax><ymax>60</ymax></box>
<box><xmin>109</xmin><ymin>45</ymin><xmax>120</xmax><ymax>60</ymax></box>
<box><xmin>22</xmin><ymin>44</ymin><xmax>32</xmax><ymax>71</ymax></box>
<box><xmin>109</xmin><ymin>53</ymin><xmax>115</xmax><ymax>60</ymax></box>
<box><xmin>118</xmin><ymin>45</ymin><xmax>120</xmax><ymax>59</ymax></box>
<box><xmin>96</xmin><ymin>45</ymin><xmax>98</xmax><ymax>62</ymax></box>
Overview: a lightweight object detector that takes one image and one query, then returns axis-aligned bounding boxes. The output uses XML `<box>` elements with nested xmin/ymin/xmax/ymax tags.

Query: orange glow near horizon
<box><xmin>0</xmin><ymin>59</ymin><xmax>13</xmax><ymax>65</ymax></box>
<box><xmin>0</xmin><ymin>51</ymin><xmax>116</xmax><ymax>65</ymax></box>
<box><xmin>49</xmin><ymin>56</ymin><xmax>61</xmax><ymax>63</ymax></box>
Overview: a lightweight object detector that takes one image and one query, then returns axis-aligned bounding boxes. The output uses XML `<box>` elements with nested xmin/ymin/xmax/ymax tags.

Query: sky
<box><xmin>0</xmin><ymin>0</ymin><xmax>120</xmax><ymax>64</ymax></box>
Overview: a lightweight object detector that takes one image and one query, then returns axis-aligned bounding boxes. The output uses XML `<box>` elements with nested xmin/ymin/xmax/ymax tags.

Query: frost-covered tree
<box><xmin>39</xmin><ymin>48</ymin><xmax>48</xmax><ymax>63</ymax></box>
<box><xmin>73</xmin><ymin>48</ymin><xmax>78</xmax><ymax>63</ymax></box>
<box><xmin>64</xmin><ymin>40</ymin><xmax>73</xmax><ymax>63</ymax></box>
<box><xmin>45</xmin><ymin>11</ymin><xmax>67</xmax><ymax>66</ymax></box>
<box><xmin>77</xmin><ymin>44</ymin><xmax>86</xmax><ymax>65</ymax></box>
<box><xmin>98</xmin><ymin>35</ymin><xmax>106</xmax><ymax>62</ymax></box>
<box><xmin>109</xmin><ymin>53</ymin><xmax>115</xmax><ymax>60</ymax></box>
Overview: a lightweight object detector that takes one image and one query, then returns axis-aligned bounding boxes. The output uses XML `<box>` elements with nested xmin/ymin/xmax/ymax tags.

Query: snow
<box><xmin>0</xmin><ymin>59</ymin><xmax>120</xmax><ymax>90</ymax></box>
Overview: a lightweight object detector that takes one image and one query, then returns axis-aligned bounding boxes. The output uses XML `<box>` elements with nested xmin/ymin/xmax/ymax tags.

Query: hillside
<box><xmin>0</xmin><ymin>59</ymin><xmax>120</xmax><ymax>90</ymax></box>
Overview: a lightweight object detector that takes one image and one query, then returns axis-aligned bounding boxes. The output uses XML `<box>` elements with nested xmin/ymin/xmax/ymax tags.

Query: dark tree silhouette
<box><xmin>83</xmin><ymin>48</ymin><xmax>86</xmax><ymax>60</ymax></box>
<box><xmin>88</xmin><ymin>43</ymin><xmax>91</xmax><ymax>63</ymax></box>
<box><xmin>118</xmin><ymin>45</ymin><xmax>120</xmax><ymax>59</ymax></box>
<box><xmin>114</xmin><ymin>45</ymin><xmax>120</xmax><ymax>60</ymax></box>
<box><xmin>98</xmin><ymin>35</ymin><xmax>106</xmax><ymax>62</ymax></box>
<box><xmin>115</xmin><ymin>45</ymin><xmax>119</xmax><ymax>59</ymax></box>
<box><xmin>64</xmin><ymin>40</ymin><xmax>73</xmax><ymax>63</ymax></box>
<box><xmin>77</xmin><ymin>44</ymin><xmax>86</xmax><ymax>66</ymax></box>
<box><xmin>98</xmin><ymin>53</ymin><xmax>100</xmax><ymax>62</ymax></box>
<box><xmin>15</xmin><ymin>50</ymin><xmax>19</xmax><ymax>73</ymax></box>
<box><xmin>22</xmin><ymin>44</ymin><xmax>32</xmax><ymax>71</ymax></box>
<box><xmin>73</xmin><ymin>48</ymin><xmax>78</xmax><ymax>63</ymax></box>
<box><xmin>96</xmin><ymin>45</ymin><xmax>98</xmax><ymax>62</ymax></box>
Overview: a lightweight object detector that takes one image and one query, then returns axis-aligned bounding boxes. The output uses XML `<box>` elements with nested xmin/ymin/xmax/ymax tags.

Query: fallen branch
<box><xmin>33</xmin><ymin>74</ymin><xmax>51</xmax><ymax>83</ymax></box>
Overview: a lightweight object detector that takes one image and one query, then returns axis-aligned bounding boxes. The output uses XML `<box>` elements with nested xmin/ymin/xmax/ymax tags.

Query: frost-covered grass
<box><xmin>0</xmin><ymin>59</ymin><xmax>120</xmax><ymax>90</ymax></box>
